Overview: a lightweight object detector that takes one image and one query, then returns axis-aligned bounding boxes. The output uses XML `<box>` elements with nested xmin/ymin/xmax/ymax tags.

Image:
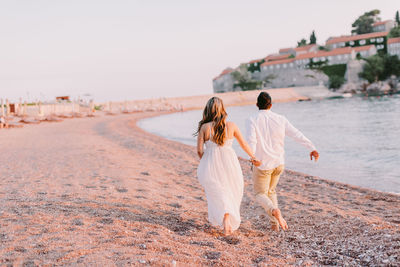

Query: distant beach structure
<box><xmin>56</xmin><ymin>96</ymin><xmax>70</xmax><ymax>101</ymax></box>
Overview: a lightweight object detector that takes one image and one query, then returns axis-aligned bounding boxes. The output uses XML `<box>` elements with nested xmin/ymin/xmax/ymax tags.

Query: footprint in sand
<box><xmin>72</xmin><ymin>219</ymin><xmax>84</xmax><ymax>226</ymax></box>
<box><xmin>146</xmin><ymin>231</ymin><xmax>159</xmax><ymax>236</ymax></box>
<box><xmin>311</xmin><ymin>208</ymin><xmax>323</xmax><ymax>212</ymax></box>
<box><xmin>252</xmin><ymin>256</ymin><xmax>266</xmax><ymax>264</ymax></box>
<box><xmin>194</xmin><ymin>196</ymin><xmax>204</xmax><ymax>201</ymax></box>
<box><xmin>218</xmin><ymin>236</ymin><xmax>240</xmax><ymax>245</ymax></box>
<box><xmin>85</xmin><ymin>185</ymin><xmax>97</xmax><ymax>189</ymax></box>
<box><xmin>190</xmin><ymin>240</ymin><xmax>215</xmax><ymax>248</ymax></box>
<box><xmin>116</xmin><ymin>187</ymin><xmax>128</xmax><ymax>193</ymax></box>
<box><xmin>14</xmin><ymin>246</ymin><xmax>27</xmax><ymax>253</ymax></box>
<box><xmin>168</xmin><ymin>203</ymin><xmax>182</xmax><ymax>208</ymax></box>
<box><xmin>98</xmin><ymin>218</ymin><xmax>113</xmax><ymax>224</ymax></box>
<box><xmin>204</xmin><ymin>251</ymin><xmax>221</xmax><ymax>260</ymax></box>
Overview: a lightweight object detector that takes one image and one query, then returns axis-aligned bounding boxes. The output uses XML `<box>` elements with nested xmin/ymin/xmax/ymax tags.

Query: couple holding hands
<box><xmin>196</xmin><ymin>92</ymin><xmax>319</xmax><ymax>235</ymax></box>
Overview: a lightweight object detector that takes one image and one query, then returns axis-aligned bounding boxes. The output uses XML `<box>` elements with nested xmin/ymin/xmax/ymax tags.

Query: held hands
<box><xmin>250</xmin><ymin>157</ymin><xmax>261</xmax><ymax>167</ymax></box>
<box><xmin>310</xmin><ymin>150</ymin><xmax>319</xmax><ymax>162</ymax></box>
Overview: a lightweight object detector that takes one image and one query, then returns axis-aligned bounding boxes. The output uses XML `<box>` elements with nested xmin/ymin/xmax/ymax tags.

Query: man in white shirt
<box><xmin>246</xmin><ymin>92</ymin><xmax>319</xmax><ymax>231</ymax></box>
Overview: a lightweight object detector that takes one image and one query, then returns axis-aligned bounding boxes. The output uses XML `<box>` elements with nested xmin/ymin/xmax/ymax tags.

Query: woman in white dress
<box><xmin>196</xmin><ymin>97</ymin><xmax>259</xmax><ymax>235</ymax></box>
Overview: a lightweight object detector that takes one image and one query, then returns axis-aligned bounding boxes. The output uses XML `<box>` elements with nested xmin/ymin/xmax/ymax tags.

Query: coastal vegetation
<box><xmin>309</xmin><ymin>31</ymin><xmax>317</xmax><ymax>44</ymax></box>
<box><xmin>297</xmin><ymin>31</ymin><xmax>317</xmax><ymax>47</ymax></box>
<box><xmin>307</xmin><ymin>60</ymin><xmax>347</xmax><ymax>89</ymax></box>
<box><xmin>297</xmin><ymin>38</ymin><xmax>307</xmax><ymax>47</ymax></box>
<box><xmin>359</xmin><ymin>54</ymin><xmax>400</xmax><ymax>83</ymax></box>
<box><xmin>293</xmin><ymin>9</ymin><xmax>400</xmax><ymax>89</ymax></box>
<box><xmin>389</xmin><ymin>27</ymin><xmax>400</xmax><ymax>38</ymax></box>
<box><xmin>323</xmin><ymin>65</ymin><xmax>347</xmax><ymax>89</ymax></box>
<box><xmin>388</xmin><ymin>11</ymin><xmax>400</xmax><ymax>38</ymax></box>
<box><xmin>231</xmin><ymin>64</ymin><xmax>263</xmax><ymax>91</ymax></box>
<box><xmin>351</xmin><ymin>9</ymin><xmax>381</xmax><ymax>35</ymax></box>
<box><xmin>214</xmin><ymin>8</ymin><xmax>400</xmax><ymax>93</ymax></box>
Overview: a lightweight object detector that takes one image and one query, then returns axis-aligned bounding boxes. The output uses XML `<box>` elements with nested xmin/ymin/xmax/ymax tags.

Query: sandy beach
<box><xmin>0</xmin><ymin>105</ymin><xmax>399</xmax><ymax>266</ymax></box>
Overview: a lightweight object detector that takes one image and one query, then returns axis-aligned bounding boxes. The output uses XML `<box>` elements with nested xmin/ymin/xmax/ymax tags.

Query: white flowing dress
<box><xmin>197</xmin><ymin>127</ymin><xmax>244</xmax><ymax>230</ymax></box>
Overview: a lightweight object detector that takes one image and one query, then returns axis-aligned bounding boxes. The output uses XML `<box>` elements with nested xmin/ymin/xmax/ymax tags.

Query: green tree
<box><xmin>360</xmin><ymin>54</ymin><xmax>400</xmax><ymax>83</ymax></box>
<box><xmin>382</xmin><ymin>54</ymin><xmax>400</xmax><ymax>78</ymax></box>
<box><xmin>231</xmin><ymin>64</ymin><xmax>251</xmax><ymax>83</ymax></box>
<box><xmin>297</xmin><ymin>38</ymin><xmax>307</xmax><ymax>47</ymax></box>
<box><xmin>351</xmin><ymin>9</ymin><xmax>381</xmax><ymax>35</ymax></box>
<box><xmin>396</xmin><ymin>10</ymin><xmax>400</xmax><ymax>25</ymax></box>
<box><xmin>329</xmin><ymin>75</ymin><xmax>345</xmax><ymax>90</ymax></box>
<box><xmin>359</xmin><ymin>55</ymin><xmax>385</xmax><ymax>83</ymax></box>
<box><xmin>309</xmin><ymin>30</ymin><xmax>317</xmax><ymax>44</ymax></box>
<box><xmin>389</xmin><ymin>26</ymin><xmax>400</xmax><ymax>38</ymax></box>
<box><xmin>231</xmin><ymin>64</ymin><xmax>262</xmax><ymax>91</ymax></box>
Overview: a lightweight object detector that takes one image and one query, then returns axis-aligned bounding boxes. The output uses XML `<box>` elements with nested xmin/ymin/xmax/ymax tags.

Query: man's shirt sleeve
<box><xmin>284</xmin><ymin>117</ymin><xmax>316</xmax><ymax>151</ymax></box>
<box><xmin>245</xmin><ymin>117</ymin><xmax>257</xmax><ymax>154</ymax></box>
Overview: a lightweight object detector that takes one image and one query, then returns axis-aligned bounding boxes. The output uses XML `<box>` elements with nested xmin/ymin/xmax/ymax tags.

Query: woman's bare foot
<box><xmin>272</xmin><ymin>208</ymin><xmax>288</xmax><ymax>231</ymax></box>
<box><xmin>223</xmin><ymin>213</ymin><xmax>233</xmax><ymax>236</ymax></box>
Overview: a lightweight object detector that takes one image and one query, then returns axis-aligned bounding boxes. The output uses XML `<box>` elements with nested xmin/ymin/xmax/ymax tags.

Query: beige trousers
<box><xmin>253</xmin><ymin>165</ymin><xmax>284</xmax><ymax>226</ymax></box>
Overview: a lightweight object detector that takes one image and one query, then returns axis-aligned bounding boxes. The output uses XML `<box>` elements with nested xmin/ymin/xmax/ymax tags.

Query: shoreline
<box><xmin>106</xmin><ymin>87</ymin><xmax>310</xmax><ymax>112</ymax></box>
<box><xmin>0</xmin><ymin>95</ymin><xmax>399</xmax><ymax>265</ymax></box>
<box><xmin>137</xmin><ymin>111</ymin><xmax>400</xmax><ymax>198</ymax></box>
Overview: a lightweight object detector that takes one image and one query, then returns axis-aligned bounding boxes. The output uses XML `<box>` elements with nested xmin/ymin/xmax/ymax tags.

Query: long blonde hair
<box><xmin>195</xmin><ymin>97</ymin><xmax>227</xmax><ymax>146</ymax></box>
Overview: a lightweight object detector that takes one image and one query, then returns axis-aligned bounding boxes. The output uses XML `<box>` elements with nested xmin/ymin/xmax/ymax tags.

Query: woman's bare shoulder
<box><xmin>200</xmin><ymin>122</ymin><xmax>212</xmax><ymax>131</ymax></box>
<box><xmin>226</xmin><ymin>121</ymin><xmax>237</xmax><ymax>128</ymax></box>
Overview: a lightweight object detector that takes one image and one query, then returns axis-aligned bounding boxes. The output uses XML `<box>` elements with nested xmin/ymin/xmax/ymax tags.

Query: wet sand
<box><xmin>0</xmin><ymin>112</ymin><xmax>399</xmax><ymax>266</ymax></box>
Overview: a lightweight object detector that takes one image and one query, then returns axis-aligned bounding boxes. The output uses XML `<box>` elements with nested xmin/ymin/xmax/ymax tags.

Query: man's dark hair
<box><xmin>257</xmin><ymin>92</ymin><xmax>272</xmax><ymax>110</ymax></box>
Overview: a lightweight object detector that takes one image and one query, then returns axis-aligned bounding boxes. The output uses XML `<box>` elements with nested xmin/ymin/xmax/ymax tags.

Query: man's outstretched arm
<box><xmin>285</xmin><ymin>118</ymin><xmax>319</xmax><ymax>162</ymax></box>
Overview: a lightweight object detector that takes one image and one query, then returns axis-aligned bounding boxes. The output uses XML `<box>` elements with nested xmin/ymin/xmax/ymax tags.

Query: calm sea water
<box><xmin>139</xmin><ymin>95</ymin><xmax>400</xmax><ymax>194</ymax></box>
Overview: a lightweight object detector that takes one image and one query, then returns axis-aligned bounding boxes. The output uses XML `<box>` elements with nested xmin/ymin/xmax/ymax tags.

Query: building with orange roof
<box><xmin>260</xmin><ymin>46</ymin><xmax>376</xmax><ymax>72</ymax></box>
<box><xmin>265</xmin><ymin>54</ymin><xmax>292</xmax><ymax>61</ymax></box>
<box><xmin>326</xmin><ymin>31</ymin><xmax>388</xmax><ymax>53</ymax></box>
<box><xmin>212</xmin><ymin>68</ymin><xmax>234</xmax><ymax>81</ymax></box>
<box><xmin>278</xmin><ymin>44</ymin><xmax>317</xmax><ymax>56</ymax></box>
<box><xmin>213</xmin><ymin>16</ymin><xmax>397</xmax><ymax>93</ymax></box>
<box><xmin>294</xmin><ymin>44</ymin><xmax>318</xmax><ymax>55</ymax></box>
<box><xmin>257</xmin><ymin>46</ymin><xmax>377</xmax><ymax>89</ymax></box>
<box><xmin>278</xmin><ymin>47</ymin><xmax>295</xmax><ymax>55</ymax></box>
<box><xmin>248</xmin><ymin>59</ymin><xmax>262</xmax><ymax>64</ymax></box>
<box><xmin>372</xmin><ymin>20</ymin><xmax>395</xmax><ymax>33</ymax></box>
<box><xmin>246</xmin><ymin>58</ymin><xmax>265</xmax><ymax>73</ymax></box>
<box><xmin>388</xmin><ymin>37</ymin><xmax>400</xmax><ymax>58</ymax></box>
<box><xmin>212</xmin><ymin>68</ymin><xmax>236</xmax><ymax>93</ymax></box>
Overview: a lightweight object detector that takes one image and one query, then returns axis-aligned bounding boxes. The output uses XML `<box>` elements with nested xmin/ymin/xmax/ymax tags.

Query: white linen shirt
<box><xmin>246</xmin><ymin>109</ymin><xmax>316</xmax><ymax>170</ymax></box>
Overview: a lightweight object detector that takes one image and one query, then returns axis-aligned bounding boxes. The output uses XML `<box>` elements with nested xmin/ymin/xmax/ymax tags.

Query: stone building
<box><xmin>279</xmin><ymin>44</ymin><xmax>318</xmax><ymax>56</ymax></box>
<box><xmin>258</xmin><ymin>46</ymin><xmax>377</xmax><ymax>88</ymax></box>
<box><xmin>211</xmin><ymin>19</ymin><xmax>396</xmax><ymax>93</ymax></box>
<box><xmin>387</xmin><ymin>37</ymin><xmax>400</xmax><ymax>58</ymax></box>
<box><xmin>326</xmin><ymin>31</ymin><xmax>388</xmax><ymax>53</ymax></box>
<box><xmin>212</xmin><ymin>68</ymin><xmax>235</xmax><ymax>93</ymax></box>
<box><xmin>372</xmin><ymin>20</ymin><xmax>395</xmax><ymax>33</ymax></box>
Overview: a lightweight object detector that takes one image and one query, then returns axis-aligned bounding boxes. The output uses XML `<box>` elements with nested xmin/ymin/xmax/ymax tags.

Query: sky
<box><xmin>0</xmin><ymin>0</ymin><xmax>398</xmax><ymax>102</ymax></box>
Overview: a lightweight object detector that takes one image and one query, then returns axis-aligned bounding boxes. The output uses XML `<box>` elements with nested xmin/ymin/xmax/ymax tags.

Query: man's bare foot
<box><xmin>272</xmin><ymin>208</ymin><xmax>288</xmax><ymax>230</ymax></box>
<box><xmin>271</xmin><ymin>224</ymin><xmax>280</xmax><ymax>232</ymax></box>
<box><xmin>223</xmin><ymin>213</ymin><xmax>233</xmax><ymax>236</ymax></box>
